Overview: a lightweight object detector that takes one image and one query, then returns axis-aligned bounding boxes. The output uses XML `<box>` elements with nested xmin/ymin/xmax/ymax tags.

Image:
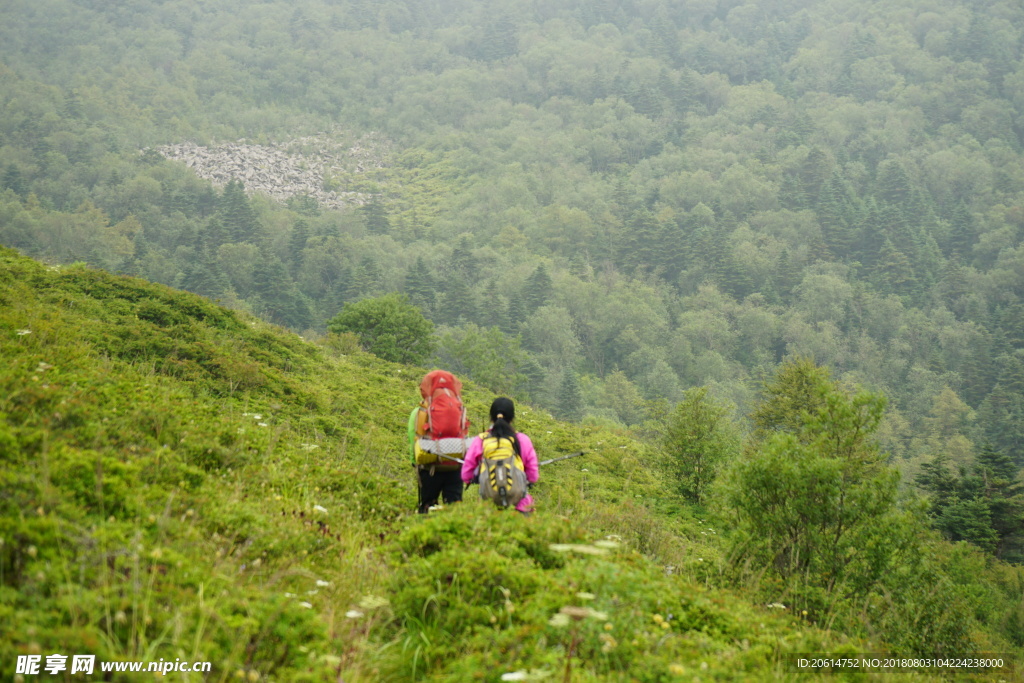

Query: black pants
<box><xmin>417</xmin><ymin>467</ymin><xmax>463</xmax><ymax>514</ymax></box>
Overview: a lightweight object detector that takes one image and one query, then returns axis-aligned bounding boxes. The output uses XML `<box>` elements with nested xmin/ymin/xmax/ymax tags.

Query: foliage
<box><xmin>327</xmin><ymin>292</ymin><xmax>436</xmax><ymax>365</ymax></box>
<box><xmin>432</xmin><ymin>323</ymin><xmax>532</xmax><ymax>400</ymax></box>
<box><xmin>375</xmin><ymin>504</ymin><xmax>865</xmax><ymax>682</ymax></box>
<box><xmin>662</xmin><ymin>386</ymin><xmax>739</xmax><ymax>505</ymax></box>
<box><xmin>719</xmin><ymin>359</ymin><xmax>977</xmax><ymax>654</ymax></box>
<box><xmin>917</xmin><ymin>444</ymin><xmax>1024</xmax><ymax>562</ymax></box>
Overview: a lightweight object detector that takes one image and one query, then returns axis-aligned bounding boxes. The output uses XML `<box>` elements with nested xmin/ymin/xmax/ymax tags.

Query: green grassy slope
<box><xmin>0</xmin><ymin>245</ymin><xmax>954</xmax><ymax>681</ymax></box>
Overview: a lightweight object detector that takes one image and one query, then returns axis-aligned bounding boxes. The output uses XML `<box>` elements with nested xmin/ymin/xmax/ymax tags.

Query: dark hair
<box><xmin>489</xmin><ymin>397</ymin><xmax>520</xmax><ymax>454</ymax></box>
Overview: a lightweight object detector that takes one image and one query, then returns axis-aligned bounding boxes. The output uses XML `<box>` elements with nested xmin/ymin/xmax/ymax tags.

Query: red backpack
<box><xmin>414</xmin><ymin>370</ymin><xmax>470</xmax><ymax>468</ymax></box>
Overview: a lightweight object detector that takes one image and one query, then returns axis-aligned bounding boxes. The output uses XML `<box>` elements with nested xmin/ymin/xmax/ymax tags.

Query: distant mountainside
<box><xmin>1</xmin><ymin>0</ymin><xmax>1022</xmax><ymax>476</ymax></box>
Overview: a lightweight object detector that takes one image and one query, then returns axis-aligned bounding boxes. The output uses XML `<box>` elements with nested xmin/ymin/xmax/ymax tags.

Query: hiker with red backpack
<box><xmin>408</xmin><ymin>370</ymin><xmax>473</xmax><ymax>514</ymax></box>
<box><xmin>461</xmin><ymin>397</ymin><xmax>539</xmax><ymax>514</ymax></box>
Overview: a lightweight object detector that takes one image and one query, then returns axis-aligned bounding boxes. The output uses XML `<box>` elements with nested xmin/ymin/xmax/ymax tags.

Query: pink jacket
<box><xmin>462</xmin><ymin>432</ymin><xmax>539</xmax><ymax>513</ymax></box>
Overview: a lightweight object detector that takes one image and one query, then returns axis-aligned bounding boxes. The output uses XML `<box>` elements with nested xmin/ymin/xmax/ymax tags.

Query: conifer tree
<box><xmin>556</xmin><ymin>367</ymin><xmax>584</xmax><ymax>423</ymax></box>
<box><xmin>504</xmin><ymin>296</ymin><xmax>527</xmax><ymax>335</ymax></box>
<box><xmin>345</xmin><ymin>256</ymin><xmax>382</xmax><ymax>303</ymax></box>
<box><xmin>254</xmin><ymin>251</ymin><xmax>311</xmax><ymax>329</ymax></box>
<box><xmin>948</xmin><ymin>201</ymin><xmax>975</xmax><ymax>259</ymax></box>
<box><xmin>288</xmin><ymin>219</ymin><xmax>309</xmax><ymax>273</ymax></box>
<box><xmin>405</xmin><ymin>256</ymin><xmax>435</xmax><ymax>312</ymax></box>
<box><xmin>817</xmin><ymin>172</ymin><xmax>855</xmax><ymax>258</ymax></box>
<box><xmin>524</xmin><ymin>264</ymin><xmax>552</xmax><ymax>313</ymax></box>
<box><xmin>856</xmin><ymin>198</ymin><xmax>885</xmax><ymax>268</ymax></box>
<box><xmin>451</xmin><ymin>234</ymin><xmax>474</xmax><ymax>274</ymax></box>
<box><xmin>443</xmin><ymin>275</ymin><xmax>477</xmax><ymax>325</ymax></box>
<box><xmin>201</xmin><ymin>215</ymin><xmax>227</xmax><ymax>253</ymax></box>
<box><xmin>180</xmin><ymin>246</ymin><xmax>228</xmax><ymax>300</ymax></box>
<box><xmin>219</xmin><ymin>179</ymin><xmax>261</xmax><ymax>244</ymax></box>
<box><xmin>874</xmin><ymin>239</ymin><xmax>917</xmax><ymax>297</ymax></box>
<box><xmin>3</xmin><ymin>164</ymin><xmax>27</xmax><ymax>196</ymax></box>
<box><xmin>360</xmin><ymin>197</ymin><xmax>390</xmax><ymax>234</ymax></box>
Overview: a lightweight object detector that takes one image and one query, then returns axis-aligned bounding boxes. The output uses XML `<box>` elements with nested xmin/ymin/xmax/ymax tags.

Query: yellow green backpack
<box><xmin>477</xmin><ymin>433</ymin><xmax>527</xmax><ymax>508</ymax></box>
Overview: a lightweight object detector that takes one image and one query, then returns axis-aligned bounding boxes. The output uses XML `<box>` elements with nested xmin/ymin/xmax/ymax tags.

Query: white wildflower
<box><xmin>313</xmin><ymin>505</ymin><xmax>328</xmax><ymax>513</ymax></box>
<box><xmin>548</xmin><ymin>613</ymin><xmax>571</xmax><ymax>628</ymax></box>
<box><xmin>358</xmin><ymin>595</ymin><xmax>390</xmax><ymax>610</ymax></box>
<box><xmin>767</xmin><ymin>603</ymin><xmax>786</xmax><ymax>610</ymax></box>
<box><xmin>572</xmin><ymin>545</ymin><xmax>609</xmax><ymax>556</ymax></box>
<box><xmin>316</xmin><ymin>580</ymin><xmax>330</xmax><ymax>587</ymax></box>
<box><xmin>16</xmin><ymin>329</ymin><xmax>31</xmax><ymax>336</ymax></box>
<box><xmin>299</xmin><ymin>602</ymin><xmax>314</xmax><ymax>609</ymax></box>
<box><xmin>345</xmin><ymin>610</ymin><xmax>364</xmax><ymax>619</ymax></box>
<box><xmin>559</xmin><ymin>606</ymin><xmax>607</xmax><ymax>621</ymax></box>
<box><xmin>548</xmin><ymin>543</ymin><xmax>609</xmax><ymax>556</ymax></box>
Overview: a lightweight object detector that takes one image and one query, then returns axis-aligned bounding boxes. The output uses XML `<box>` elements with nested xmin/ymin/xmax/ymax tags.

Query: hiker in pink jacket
<box><xmin>462</xmin><ymin>397</ymin><xmax>539</xmax><ymax>514</ymax></box>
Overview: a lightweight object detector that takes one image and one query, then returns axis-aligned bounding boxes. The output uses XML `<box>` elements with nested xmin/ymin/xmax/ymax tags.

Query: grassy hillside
<box><xmin>2</xmin><ymin>245</ymin><xmax>1016</xmax><ymax>682</ymax></box>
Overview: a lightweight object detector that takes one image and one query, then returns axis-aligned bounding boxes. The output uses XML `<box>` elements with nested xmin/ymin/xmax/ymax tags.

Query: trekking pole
<box><xmin>539</xmin><ymin>451</ymin><xmax>585</xmax><ymax>466</ymax></box>
<box><xmin>437</xmin><ymin>453</ymin><xmax>464</xmax><ymax>465</ymax></box>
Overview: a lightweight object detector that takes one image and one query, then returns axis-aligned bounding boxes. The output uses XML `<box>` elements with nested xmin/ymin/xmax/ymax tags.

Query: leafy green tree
<box><xmin>750</xmin><ymin>357</ymin><xmax>833</xmax><ymax>441</ymax></box>
<box><xmin>433</xmin><ymin>324</ymin><xmax>531</xmax><ymax>397</ymax></box>
<box><xmin>663</xmin><ymin>387</ymin><xmax>738</xmax><ymax>505</ymax></box>
<box><xmin>723</xmin><ymin>359</ymin><xmax>906</xmax><ymax>618</ymax></box>
<box><xmin>595</xmin><ymin>370</ymin><xmax>648</xmax><ymax>426</ymax></box>
<box><xmin>327</xmin><ymin>293</ymin><xmax>436</xmax><ymax>365</ymax></box>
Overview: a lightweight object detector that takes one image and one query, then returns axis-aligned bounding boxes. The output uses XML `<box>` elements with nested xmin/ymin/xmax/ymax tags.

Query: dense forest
<box><xmin>1</xmin><ymin>0</ymin><xmax>1024</xmax><ymax>566</ymax></box>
